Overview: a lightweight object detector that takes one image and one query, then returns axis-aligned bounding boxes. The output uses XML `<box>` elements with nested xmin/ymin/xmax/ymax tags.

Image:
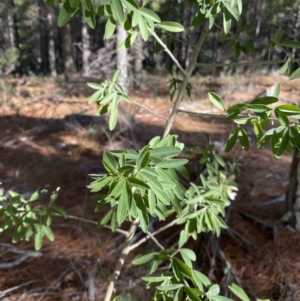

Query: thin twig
<box><xmin>129</xmin><ymin>218</ymin><xmax>179</xmax><ymax>251</ymax></box>
<box><xmin>130</xmin><ymin>99</ymin><xmax>167</xmax><ymax>121</ymax></box>
<box><xmin>0</xmin><ymin>279</ymin><xmax>43</xmax><ymax>299</ymax></box>
<box><xmin>195</xmin><ymin>58</ymin><xmax>300</xmax><ymax>69</ymax></box>
<box><xmin>177</xmin><ymin>109</ymin><xmax>280</xmax><ymax>122</ymax></box>
<box><xmin>55</xmin><ymin>213</ymin><xmax>129</xmax><ymax>237</ymax></box>
<box><xmin>151</xmin><ymin>31</ymin><xmax>188</xmax><ymax>77</ymax></box>
<box><xmin>146</xmin><ymin>231</ymin><xmax>165</xmax><ymax>250</ymax></box>
<box><xmin>163</xmin><ymin>21</ymin><xmax>209</xmax><ymax>138</ymax></box>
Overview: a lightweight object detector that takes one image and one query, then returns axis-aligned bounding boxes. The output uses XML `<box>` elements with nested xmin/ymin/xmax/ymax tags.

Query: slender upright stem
<box><xmin>151</xmin><ymin>31</ymin><xmax>188</xmax><ymax>77</ymax></box>
<box><xmin>162</xmin><ymin>21</ymin><xmax>209</xmax><ymax>138</ymax></box>
<box><xmin>104</xmin><ymin>219</ymin><xmax>139</xmax><ymax>301</ymax></box>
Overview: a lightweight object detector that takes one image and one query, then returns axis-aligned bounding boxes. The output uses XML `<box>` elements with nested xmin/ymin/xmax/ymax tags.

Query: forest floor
<box><xmin>0</xmin><ymin>73</ymin><xmax>300</xmax><ymax>301</ymax></box>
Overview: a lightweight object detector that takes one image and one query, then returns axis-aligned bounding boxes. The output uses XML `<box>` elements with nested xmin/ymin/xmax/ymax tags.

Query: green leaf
<box><xmin>135</xmin><ymin>195</ymin><xmax>149</xmax><ymax>232</ymax></box>
<box><xmin>137</xmin><ymin>14</ymin><xmax>148</xmax><ymax>41</ymax></box>
<box><xmin>80</xmin><ymin>0</ymin><xmax>91</xmax><ymax>11</ymax></box>
<box><xmin>132</xmin><ymin>253</ymin><xmax>157</xmax><ymax>265</ymax></box>
<box><xmin>276</xmin><ymin>104</ymin><xmax>300</xmax><ymax>116</ymax></box>
<box><xmin>281</xmin><ymin>40</ymin><xmax>300</xmax><ymax>48</ymax></box>
<box><xmin>29</xmin><ymin>190</ymin><xmax>47</xmax><ymax>202</ymax></box>
<box><xmin>88</xmin><ymin>176</ymin><xmax>113</xmax><ymax>192</ymax></box>
<box><xmin>223</xmin><ymin>8</ymin><xmax>231</xmax><ymax>34</ymax></box>
<box><xmin>150</xmin><ymin>146</ymin><xmax>181</xmax><ymax>159</ymax></box>
<box><xmin>89</xmin><ymin>90</ymin><xmax>103</xmax><ymax>104</ymax></box>
<box><xmin>228</xmin><ymin>283</ymin><xmax>250</xmax><ymax>301</ymax></box>
<box><xmin>110</xmin><ymin>179</ymin><xmax>126</xmax><ymax>198</ymax></box>
<box><xmin>237</xmin><ymin>0</ymin><xmax>242</xmax><ymax>14</ymax></box>
<box><xmin>158</xmin><ymin>284</ymin><xmax>184</xmax><ymax>291</ymax></box>
<box><xmin>128</xmin><ymin>177</ymin><xmax>150</xmax><ymax>189</ymax></box>
<box><xmin>172</xmin><ymin>257</ymin><xmax>192</xmax><ymax>279</ymax></box>
<box><xmin>238</xmin><ymin>128</ymin><xmax>249</xmax><ymax>151</ymax></box>
<box><xmin>118</xmin><ymin>31</ymin><xmax>138</xmax><ymax>49</ymax></box>
<box><xmin>142</xmin><ymin>276</ymin><xmax>168</xmax><ymax>283</ymax></box>
<box><xmin>289</xmin><ymin>68</ymin><xmax>300</xmax><ymax>80</ymax></box>
<box><xmin>104</xmin><ymin>17</ymin><xmax>117</xmax><ymax>40</ymax></box>
<box><xmin>122</xmin><ymin>0</ymin><xmax>139</xmax><ymax>10</ymax></box>
<box><xmin>83</xmin><ymin>6</ymin><xmax>96</xmax><ymax>28</ymax></box>
<box><xmin>158</xmin><ymin>22</ymin><xmax>184</xmax><ymax>32</ymax></box>
<box><xmin>116</xmin><ymin>181</ymin><xmax>129</xmax><ymax>224</ymax></box>
<box><xmin>156</xmin><ymin>159</ymin><xmax>188</xmax><ymax>169</ymax></box>
<box><xmin>137</xmin><ymin>146</ymin><xmax>150</xmax><ymax>170</ymax></box>
<box><xmin>152</xmin><ymin>187</ymin><xmax>170</xmax><ymax>205</ymax></box>
<box><xmin>103</xmin><ymin>152</ymin><xmax>117</xmax><ymax>173</ymax></box>
<box><xmin>42</xmin><ymin>225</ymin><xmax>54</xmax><ymax>241</ymax></box>
<box><xmin>250</xmin><ymin>96</ymin><xmax>278</xmax><ymax>105</ymax></box>
<box><xmin>223</xmin><ymin>2</ymin><xmax>239</xmax><ymax>21</ymax></box>
<box><xmin>179</xmin><ymin>248</ymin><xmax>196</xmax><ymax>268</ymax></box>
<box><xmin>184</xmin><ymin>287</ymin><xmax>201</xmax><ymax>301</ymax></box>
<box><xmin>58</xmin><ymin>1</ymin><xmax>78</xmax><ymax>27</ymax></box>
<box><xmin>109</xmin><ymin>107</ymin><xmax>118</xmax><ymax>130</ymax></box>
<box><xmin>139</xmin><ymin>7</ymin><xmax>161</xmax><ymax>23</ymax></box>
<box><xmin>279</xmin><ymin>58</ymin><xmax>290</xmax><ymax>74</ymax></box>
<box><xmin>98</xmin><ymin>210</ymin><xmax>113</xmax><ymax>227</ymax></box>
<box><xmin>225</xmin><ymin>128</ymin><xmax>239</xmax><ymax>152</ymax></box>
<box><xmin>208</xmin><ymin>284</ymin><xmax>220</xmax><ymax>296</ymax></box>
<box><xmin>141</xmin><ymin>171</ymin><xmax>163</xmax><ymax>191</ymax></box>
<box><xmin>210</xmin><ymin>296</ymin><xmax>233</xmax><ymax>301</ymax></box>
<box><xmin>251</xmin><ymin>120</ymin><xmax>263</xmax><ymax>139</ymax></box>
<box><xmin>276</xmin><ymin>127</ymin><xmax>289</xmax><ymax>157</ymax></box>
<box><xmin>34</xmin><ymin>225</ymin><xmax>43</xmax><ymax>251</ymax></box>
<box><xmin>272</xmin><ymin>83</ymin><xmax>280</xmax><ymax>98</ymax></box>
<box><xmin>87</xmin><ymin>82</ymin><xmax>102</xmax><ymax>89</ymax></box>
<box><xmin>111</xmin><ymin>210</ymin><xmax>118</xmax><ymax>231</ymax></box>
<box><xmin>208</xmin><ymin>92</ymin><xmax>225</xmax><ymax>111</ymax></box>
<box><xmin>111</xmin><ymin>0</ymin><xmax>125</xmax><ymax>22</ymax></box>
<box><xmin>192</xmin><ymin>270</ymin><xmax>211</xmax><ymax>288</ymax></box>
<box><xmin>112</xmin><ymin>69</ymin><xmax>121</xmax><ymax>82</ymax></box>
<box><xmin>50</xmin><ymin>204</ymin><xmax>68</xmax><ymax>218</ymax></box>
<box><xmin>274</xmin><ymin>108</ymin><xmax>290</xmax><ymax>126</ymax></box>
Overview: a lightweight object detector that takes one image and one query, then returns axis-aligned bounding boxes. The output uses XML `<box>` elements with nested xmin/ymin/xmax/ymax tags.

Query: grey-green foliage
<box><xmin>0</xmin><ymin>188</ymin><xmax>67</xmax><ymax>250</ymax></box>
<box><xmin>208</xmin><ymin>84</ymin><xmax>300</xmax><ymax>159</ymax></box>
<box><xmin>90</xmin><ymin>135</ymin><xmax>241</xmax><ymax>301</ymax></box>
<box><xmin>89</xmin><ymin>135</ymin><xmax>188</xmax><ymax>232</ymax></box>
<box><xmin>2</xmin><ymin>0</ymin><xmax>297</xmax><ymax>300</ymax></box>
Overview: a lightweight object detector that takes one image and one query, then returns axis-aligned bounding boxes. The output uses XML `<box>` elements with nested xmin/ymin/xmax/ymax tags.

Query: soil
<box><xmin>0</xmin><ymin>74</ymin><xmax>300</xmax><ymax>300</ymax></box>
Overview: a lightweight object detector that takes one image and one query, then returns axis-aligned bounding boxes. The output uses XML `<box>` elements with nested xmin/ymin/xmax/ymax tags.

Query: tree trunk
<box><xmin>116</xmin><ymin>24</ymin><xmax>129</xmax><ymax>94</ymax></box>
<box><xmin>8</xmin><ymin>0</ymin><xmax>20</xmax><ymax>48</ymax></box>
<box><xmin>132</xmin><ymin>33</ymin><xmax>143</xmax><ymax>89</ymax></box>
<box><xmin>285</xmin><ymin>4</ymin><xmax>300</xmax><ymax>230</ymax></box>
<box><xmin>81</xmin><ymin>16</ymin><xmax>90</xmax><ymax>76</ymax></box>
<box><xmin>61</xmin><ymin>23</ymin><xmax>75</xmax><ymax>81</ymax></box>
<box><xmin>285</xmin><ymin>149</ymin><xmax>300</xmax><ymax>230</ymax></box>
<box><xmin>47</xmin><ymin>8</ymin><xmax>57</xmax><ymax>77</ymax></box>
<box><xmin>38</xmin><ymin>0</ymin><xmax>49</xmax><ymax>74</ymax></box>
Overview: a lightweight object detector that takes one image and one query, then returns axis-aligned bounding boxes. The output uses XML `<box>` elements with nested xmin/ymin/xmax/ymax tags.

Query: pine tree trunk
<box><xmin>132</xmin><ymin>33</ymin><xmax>143</xmax><ymax>89</ymax></box>
<box><xmin>62</xmin><ymin>23</ymin><xmax>75</xmax><ymax>81</ymax></box>
<box><xmin>116</xmin><ymin>24</ymin><xmax>128</xmax><ymax>94</ymax></box>
<box><xmin>47</xmin><ymin>8</ymin><xmax>57</xmax><ymax>77</ymax></box>
<box><xmin>38</xmin><ymin>0</ymin><xmax>49</xmax><ymax>74</ymax></box>
<box><xmin>81</xmin><ymin>16</ymin><xmax>90</xmax><ymax>76</ymax></box>
<box><xmin>285</xmin><ymin>149</ymin><xmax>300</xmax><ymax>230</ymax></box>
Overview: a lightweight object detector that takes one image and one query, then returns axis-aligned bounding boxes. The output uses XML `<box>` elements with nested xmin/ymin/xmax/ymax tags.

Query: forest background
<box><xmin>0</xmin><ymin>0</ymin><xmax>300</xmax><ymax>300</ymax></box>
